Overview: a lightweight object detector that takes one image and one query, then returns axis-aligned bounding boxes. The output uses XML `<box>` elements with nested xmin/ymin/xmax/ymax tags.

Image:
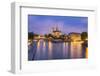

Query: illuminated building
<box><xmin>69</xmin><ymin>32</ymin><xmax>81</xmax><ymax>41</ymax></box>
<box><xmin>52</xmin><ymin>26</ymin><xmax>62</xmax><ymax>38</ymax></box>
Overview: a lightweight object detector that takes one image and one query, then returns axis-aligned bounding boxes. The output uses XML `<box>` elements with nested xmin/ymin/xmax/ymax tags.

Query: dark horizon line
<box><xmin>28</xmin><ymin>31</ymin><xmax>88</xmax><ymax>34</ymax></box>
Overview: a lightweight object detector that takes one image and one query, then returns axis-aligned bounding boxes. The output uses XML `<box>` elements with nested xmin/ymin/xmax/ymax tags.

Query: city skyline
<box><xmin>28</xmin><ymin>15</ymin><xmax>88</xmax><ymax>35</ymax></box>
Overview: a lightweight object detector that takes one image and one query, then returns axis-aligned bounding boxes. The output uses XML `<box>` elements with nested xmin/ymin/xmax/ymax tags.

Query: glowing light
<box><xmin>28</xmin><ymin>39</ymin><xmax>32</xmax><ymax>46</ymax></box>
<box><xmin>37</xmin><ymin>40</ymin><xmax>40</xmax><ymax>49</ymax></box>
<box><xmin>43</xmin><ymin>41</ymin><xmax>46</xmax><ymax>52</ymax></box>
<box><xmin>48</xmin><ymin>41</ymin><xmax>52</xmax><ymax>58</ymax></box>
<box><xmin>70</xmin><ymin>42</ymin><xmax>82</xmax><ymax>58</ymax></box>
<box><xmin>86</xmin><ymin>48</ymin><xmax>88</xmax><ymax>58</ymax></box>
<box><xmin>48</xmin><ymin>41</ymin><xmax>52</xmax><ymax>51</ymax></box>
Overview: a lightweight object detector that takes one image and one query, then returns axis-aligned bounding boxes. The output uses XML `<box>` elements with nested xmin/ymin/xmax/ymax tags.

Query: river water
<box><xmin>28</xmin><ymin>40</ymin><xmax>87</xmax><ymax>61</ymax></box>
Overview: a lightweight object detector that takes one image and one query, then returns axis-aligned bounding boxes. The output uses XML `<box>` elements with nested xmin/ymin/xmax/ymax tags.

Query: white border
<box><xmin>11</xmin><ymin>2</ymin><xmax>97</xmax><ymax>74</ymax></box>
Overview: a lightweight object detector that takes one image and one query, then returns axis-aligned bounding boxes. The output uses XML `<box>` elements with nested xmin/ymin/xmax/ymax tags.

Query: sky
<box><xmin>28</xmin><ymin>15</ymin><xmax>88</xmax><ymax>35</ymax></box>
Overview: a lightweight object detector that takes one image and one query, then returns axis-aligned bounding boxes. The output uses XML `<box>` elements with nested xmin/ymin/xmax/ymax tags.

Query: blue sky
<box><xmin>28</xmin><ymin>15</ymin><xmax>88</xmax><ymax>35</ymax></box>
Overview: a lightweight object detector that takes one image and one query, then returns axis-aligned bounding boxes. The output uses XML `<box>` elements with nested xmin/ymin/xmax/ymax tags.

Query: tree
<box><xmin>28</xmin><ymin>32</ymin><xmax>34</xmax><ymax>40</ymax></box>
<box><xmin>44</xmin><ymin>34</ymin><xmax>48</xmax><ymax>38</ymax></box>
<box><xmin>48</xmin><ymin>34</ymin><xmax>52</xmax><ymax>37</ymax></box>
<box><xmin>81</xmin><ymin>32</ymin><xmax>88</xmax><ymax>41</ymax></box>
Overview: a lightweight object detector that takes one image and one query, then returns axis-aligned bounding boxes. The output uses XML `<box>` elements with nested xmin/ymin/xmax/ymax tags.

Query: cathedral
<box><xmin>52</xmin><ymin>26</ymin><xmax>62</xmax><ymax>38</ymax></box>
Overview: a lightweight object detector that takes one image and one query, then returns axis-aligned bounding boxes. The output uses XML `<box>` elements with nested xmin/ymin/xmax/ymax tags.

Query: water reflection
<box><xmin>70</xmin><ymin>42</ymin><xmax>82</xmax><ymax>58</ymax></box>
<box><xmin>28</xmin><ymin>40</ymin><xmax>87</xmax><ymax>60</ymax></box>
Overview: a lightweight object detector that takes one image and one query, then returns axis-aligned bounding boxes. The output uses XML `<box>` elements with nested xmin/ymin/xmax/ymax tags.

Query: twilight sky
<box><xmin>28</xmin><ymin>15</ymin><xmax>88</xmax><ymax>35</ymax></box>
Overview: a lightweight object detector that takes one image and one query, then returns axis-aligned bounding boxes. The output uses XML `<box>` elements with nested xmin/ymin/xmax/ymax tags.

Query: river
<box><xmin>28</xmin><ymin>40</ymin><xmax>87</xmax><ymax>61</ymax></box>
